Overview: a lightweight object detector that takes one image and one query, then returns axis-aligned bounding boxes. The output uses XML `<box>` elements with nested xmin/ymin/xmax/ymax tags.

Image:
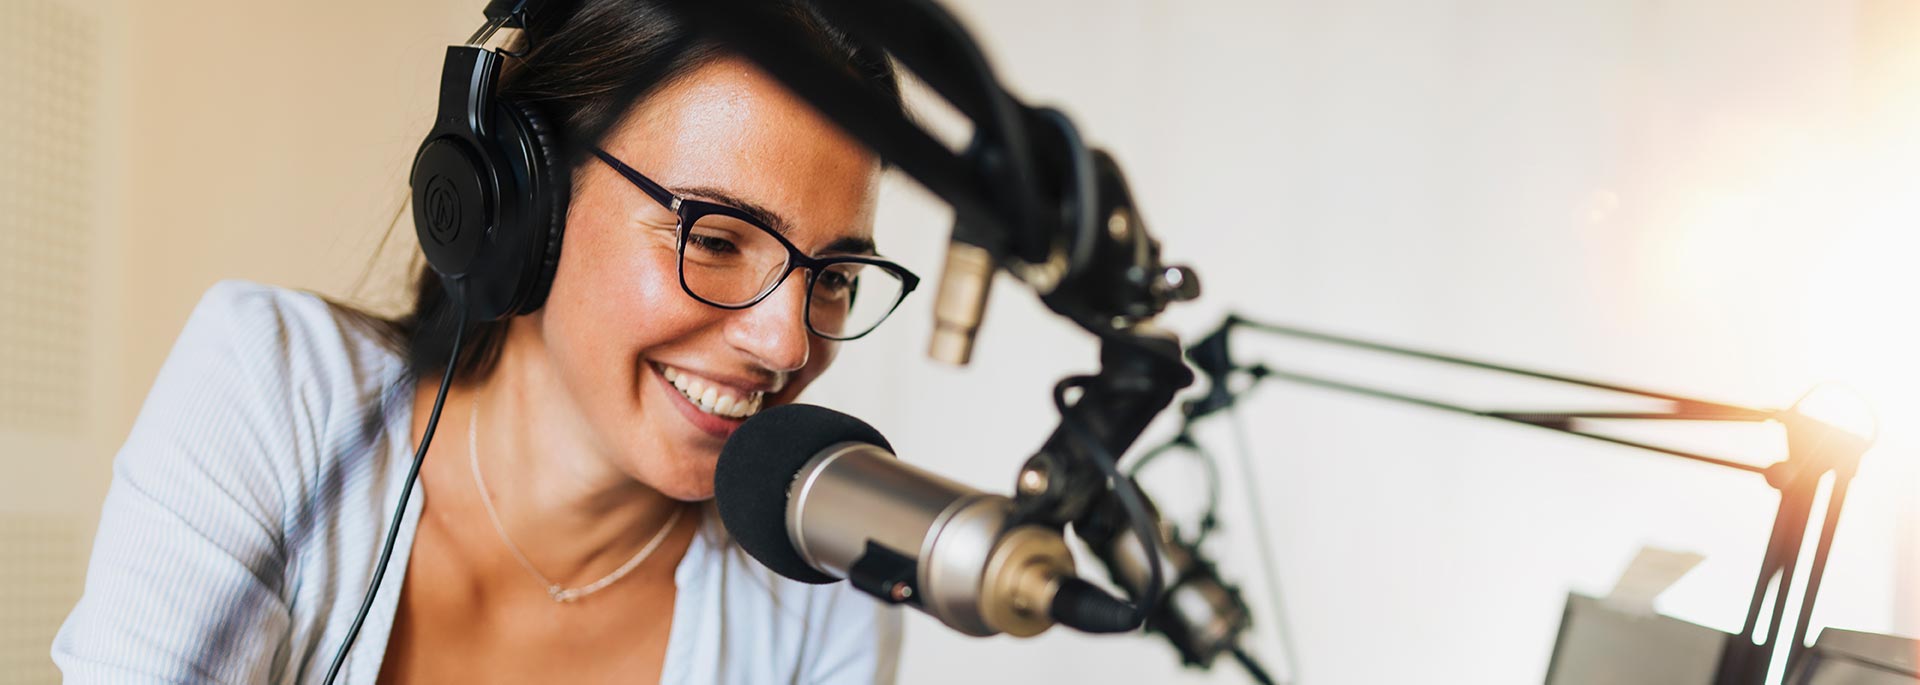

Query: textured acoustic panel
<box><xmin>0</xmin><ymin>514</ymin><xmax>83</xmax><ymax>685</ymax></box>
<box><xmin>0</xmin><ymin>0</ymin><xmax>97</xmax><ymax>436</ymax></box>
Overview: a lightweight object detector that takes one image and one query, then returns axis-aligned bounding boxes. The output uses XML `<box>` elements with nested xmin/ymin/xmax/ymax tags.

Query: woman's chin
<box><xmin>634</xmin><ymin>456</ymin><xmax>719</xmax><ymax>502</ymax></box>
<box><xmin>659</xmin><ymin>479</ymin><xmax>716</xmax><ymax>502</ymax></box>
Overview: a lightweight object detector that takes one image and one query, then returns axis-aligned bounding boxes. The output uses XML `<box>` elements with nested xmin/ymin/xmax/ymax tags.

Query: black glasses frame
<box><xmin>592</xmin><ymin>148</ymin><xmax>920</xmax><ymax>341</ymax></box>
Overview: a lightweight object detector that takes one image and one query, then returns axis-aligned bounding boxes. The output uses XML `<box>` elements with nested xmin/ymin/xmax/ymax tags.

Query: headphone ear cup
<box><xmin>498</xmin><ymin>100</ymin><xmax>570</xmax><ymax>316</ymax></box>
<box><xmin>408</xmin><ymin>48</ymin><xmax>566</xmax><ymax>321</ymax></box>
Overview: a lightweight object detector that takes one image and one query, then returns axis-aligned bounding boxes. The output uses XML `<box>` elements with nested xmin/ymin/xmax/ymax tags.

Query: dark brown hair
<box><xmin>367</xmin><ymin>0</ymin><xmax>900</xmax><ymax>383</ymax></box>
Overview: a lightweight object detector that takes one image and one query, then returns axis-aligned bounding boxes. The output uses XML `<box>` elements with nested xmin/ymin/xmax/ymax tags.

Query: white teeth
<box><xmin>657</xmin><ymin>363</ymin><xmax>765</xmax><ymax>419</ymax></box>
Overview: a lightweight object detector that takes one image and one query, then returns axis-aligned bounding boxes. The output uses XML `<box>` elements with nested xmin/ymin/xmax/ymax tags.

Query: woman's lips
<box><xmin>649</xmin><ymin>362</ymin><xmax>748</xmax><ymax>440</ymax></box>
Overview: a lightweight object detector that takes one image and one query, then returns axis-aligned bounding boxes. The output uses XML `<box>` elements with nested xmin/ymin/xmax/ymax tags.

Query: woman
<box><xmin>54</xmin><ymin>1</ymin><xmax>913</xmax><ymax>682</ymax></box>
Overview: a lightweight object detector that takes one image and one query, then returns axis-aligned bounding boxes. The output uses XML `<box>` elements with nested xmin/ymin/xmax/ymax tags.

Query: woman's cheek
<box><xmin>589</xmin><ymin>245</ymin><xmax>692</xmax><ymax>333</ymax></box>
<box><xmin>541</xmin><ymin>241</ymin><xmax>696</xmax><ymax>404</ymax></box>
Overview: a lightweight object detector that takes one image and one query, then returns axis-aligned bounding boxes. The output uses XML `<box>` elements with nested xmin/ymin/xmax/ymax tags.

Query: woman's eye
<box><xmin>815</xmin><ymin>270</ymin><xmax>855</xmax><ymax>296</ymax></box>
<box><xmin>687</xmin><ymin>233</ymin><xmax>739</xmax><ymax>255</ymax></box>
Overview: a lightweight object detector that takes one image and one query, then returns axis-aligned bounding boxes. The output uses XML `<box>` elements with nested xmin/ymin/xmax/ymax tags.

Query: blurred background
<box><xmin>2</xmin><ymin>0</ymin><xmax>1917</xmax><ymax>683</ymax></box>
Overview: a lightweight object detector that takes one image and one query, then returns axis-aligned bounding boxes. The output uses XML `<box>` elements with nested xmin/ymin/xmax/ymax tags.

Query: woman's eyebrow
<box><xmin>824</xmin><ymin>236</ymin><xmax>877</xmax><ymax>256</ymax></box>
<box><xmin>678</xmin><ymin>184</ymin><xmax>878</xmax><ymax>256</ymax></box>
<box><xmin>678</xmin><ymin>185</ymin><xmax>792</xmax><ymax>236</ymax></box>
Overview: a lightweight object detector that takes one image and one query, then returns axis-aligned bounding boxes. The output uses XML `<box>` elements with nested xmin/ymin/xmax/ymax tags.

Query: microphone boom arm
<box><xmin>1190</xmin><ymin>314</ymin><xmax>1877</xmax><ymax>685</ymax></box>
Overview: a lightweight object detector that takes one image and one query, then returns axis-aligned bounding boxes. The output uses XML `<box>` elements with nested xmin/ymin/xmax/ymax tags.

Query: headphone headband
<box><xmin>482</xmin><ymin>0</ymin><xmax>537</xmax><ymax>29</ymax></box>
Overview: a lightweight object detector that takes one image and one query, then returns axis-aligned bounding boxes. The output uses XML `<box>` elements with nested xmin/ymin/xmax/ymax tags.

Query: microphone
<box><xmin>927</xmin><ymin>240</ymin><xmax>995</xmax><ymax>366</ymax></box>
<box><xmin>1093</xmin><ymin>506</ymin><xmax>1254</xmax><ymax>668</ymax></box>
<box><xmin>713</xmin><ymin>404</ymin><xmax>1136</xmax><ymax>637</ymax></box>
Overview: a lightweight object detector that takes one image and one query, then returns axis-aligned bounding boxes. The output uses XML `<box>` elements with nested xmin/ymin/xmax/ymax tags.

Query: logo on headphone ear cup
<box><xmin>424</xmin><ymin>176</ymin><xmax>463</xmax><ymax>244</ymax></box>
<box><xmin>411</xmin><ymin>137</ymin><xmax>490</xmax><ymax>278</ymax></box>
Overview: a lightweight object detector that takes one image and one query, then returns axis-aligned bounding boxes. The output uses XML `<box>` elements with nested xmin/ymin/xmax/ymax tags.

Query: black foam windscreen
<box><xmin>714</xmin><ymin>404</ymin><xmax>892</xmax><ymax>585</ymax></box>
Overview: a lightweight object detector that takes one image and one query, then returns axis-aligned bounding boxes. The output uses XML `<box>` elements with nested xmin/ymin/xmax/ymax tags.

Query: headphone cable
<box><xmin>321</xmin><ymin>282</ymin><xmax>469</xmax><ymax>685</ymax></box>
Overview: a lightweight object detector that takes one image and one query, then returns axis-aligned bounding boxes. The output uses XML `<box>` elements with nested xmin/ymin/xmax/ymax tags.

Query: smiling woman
<box><xmin>52</xmin><ymin>1</ymin><xmax>911</xmax><ymax>683</ymax></box>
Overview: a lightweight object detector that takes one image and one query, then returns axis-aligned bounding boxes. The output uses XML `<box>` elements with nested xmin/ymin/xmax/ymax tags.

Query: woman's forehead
<box><xmin>604</xmin><ymin>58</ymin><xmax>880</xmax><ymax>252</ymax></box>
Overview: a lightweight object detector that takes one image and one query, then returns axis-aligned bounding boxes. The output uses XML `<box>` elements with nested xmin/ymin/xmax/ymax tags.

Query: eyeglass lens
<box><xmin>678</xmin><ymin>211</ymin><xmax>905</xmax><ymax>339</ymax></box>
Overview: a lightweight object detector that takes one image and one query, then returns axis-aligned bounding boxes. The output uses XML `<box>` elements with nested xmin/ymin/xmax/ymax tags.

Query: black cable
<box><xmin>1049</xmin><ymin>575</ymin><xmax>1140</xmax><ymax>634</ymax></box>
<box><xmin>1127</xmin><ymin>430</ymin><xmax>1223</xmax><ymax>547</ymax></box>
<box><xmin>1231</xmin><ymin>645</ymin><xmax>1278</xmax><ymax>685</ymax></box>
<box><xmin>321</xmin><ymin>284</ymin><xmax>470</xmax><ymax>685</ymax></box>
<box><xmin>1123</xmin><ymin>433</ymin><xmax>1183</xmax><ymax>476</ymax></box>
<box><xmin>1053</xmin><ymin>375</ymin><xmax>1164</xmax><ymax>630</ymax></box>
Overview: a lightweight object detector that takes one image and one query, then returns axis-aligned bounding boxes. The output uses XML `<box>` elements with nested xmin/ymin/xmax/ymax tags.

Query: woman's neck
<box><xmin>440</xmin><ymin>330</ymin><xmax>689</xmax><ymax>587</ymax></box>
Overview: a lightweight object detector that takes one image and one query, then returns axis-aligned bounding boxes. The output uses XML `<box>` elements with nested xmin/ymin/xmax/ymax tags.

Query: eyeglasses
<box><xmin>593</xmin><ymin>148</ymin><xmax>919</xmax><ymax>341</ymax></box>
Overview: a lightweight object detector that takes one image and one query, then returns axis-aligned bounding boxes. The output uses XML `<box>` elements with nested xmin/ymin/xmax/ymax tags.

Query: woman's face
<box><xmin>526</xmin><ymin>57</ymin><xmax>882</xmax><ymax>501</ymax></box>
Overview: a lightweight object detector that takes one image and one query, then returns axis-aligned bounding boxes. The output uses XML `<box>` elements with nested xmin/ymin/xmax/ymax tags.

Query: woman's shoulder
<box><xmin>55</xmin><ymin>283</ymin><xmax>415</xmax><ymax>684</ymax></box>
<box><xmin>124</xmin><ymin>279</ymin><xmax>413</xmax><ymax>508</ymax></box>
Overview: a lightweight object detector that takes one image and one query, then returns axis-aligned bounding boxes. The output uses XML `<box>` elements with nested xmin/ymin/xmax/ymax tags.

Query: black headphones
<box><xmin>410</xmin><ymin>0</ymin><xmax>567</xmax><ymax>321</ymax></box>
<box><xmin>327</xmin><ymin>8</ymin><xmax>566</xmax><ymax>681</ymax></box>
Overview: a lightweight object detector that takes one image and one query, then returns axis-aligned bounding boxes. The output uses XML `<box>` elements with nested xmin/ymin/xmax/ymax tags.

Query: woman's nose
<box><xmin>724</xmin><ymin>270</ymin><xmax>812</xmax><ymax>372</ymax></box>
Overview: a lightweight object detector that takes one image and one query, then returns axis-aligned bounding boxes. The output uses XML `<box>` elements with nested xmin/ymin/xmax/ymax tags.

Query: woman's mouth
<box><xmin>659</xmin><ymin>364</ymin><xmax>765</xmax><ymax>418</ymax></box>
<box><xmin>650</xmin><ymin>362</ymin><xmax>767</xmax><ymax>440</ymax></box>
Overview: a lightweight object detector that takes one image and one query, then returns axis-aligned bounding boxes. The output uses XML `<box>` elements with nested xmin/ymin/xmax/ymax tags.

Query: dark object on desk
<box><xmin>1787</xmin><ymin>628</ymin><xmax>1920</xmax><ymax>684</ymax></box>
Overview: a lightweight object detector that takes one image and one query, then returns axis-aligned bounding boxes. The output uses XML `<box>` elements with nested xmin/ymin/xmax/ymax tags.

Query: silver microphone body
<box><xmin>786</xmin><ymin>442</ymin><xmax>1074</xmax><ymax>637</ymax></box>
<box><xmin>927</xmin><ymin>240</ymin><xmax>994</xmax><ymax>365</ymax></box>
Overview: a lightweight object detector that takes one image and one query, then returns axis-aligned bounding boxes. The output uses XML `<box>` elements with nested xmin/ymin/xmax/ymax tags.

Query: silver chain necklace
<box><xmin>467</xmin><ymin>399</ymin><xmax>683</xmax><ymax>603</ymax></box>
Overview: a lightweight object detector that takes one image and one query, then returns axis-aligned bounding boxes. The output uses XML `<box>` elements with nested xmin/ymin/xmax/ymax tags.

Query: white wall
<box><xmin>10</xmin><ymin>1</ymin><xmax>1916</xmax><ymax>684</ymax></box>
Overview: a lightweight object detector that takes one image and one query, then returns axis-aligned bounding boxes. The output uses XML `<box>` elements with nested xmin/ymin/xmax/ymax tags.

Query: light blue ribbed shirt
<box><xmin>54</xmin><ymin>281</ymin><xmax>900</xmax><ymax>684</ymax></box>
